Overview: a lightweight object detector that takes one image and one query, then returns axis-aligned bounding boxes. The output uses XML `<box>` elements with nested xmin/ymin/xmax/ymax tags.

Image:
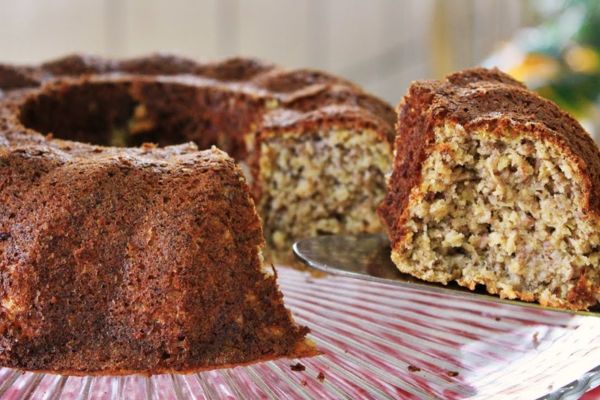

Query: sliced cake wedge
<box><xmin>379</xmin><ymin>68</ymin><xmax>600</xmax><ymax>310</ymax></box>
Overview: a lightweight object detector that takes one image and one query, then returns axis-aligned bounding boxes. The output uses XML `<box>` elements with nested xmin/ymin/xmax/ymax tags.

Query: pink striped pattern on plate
<box><xmin>0</xmin><ymin>267</ymin><xmax>598</xmax><ymax>399</ymax></box>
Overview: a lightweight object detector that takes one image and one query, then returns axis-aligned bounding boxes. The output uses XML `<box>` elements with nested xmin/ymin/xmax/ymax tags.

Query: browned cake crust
<box><xmin>379</xmin><ymin>68</ymin><xmax>600</xmax><ymax>309</ymax></box>
<box><xmin>0</xmin><ymin>54</ymin><xmax>395</xmax><ymax>160</ymax></box>
<box><xmin>0</xmin><ymin>143</ymin><xmax>314</xmax><ymax>374</ymax></box>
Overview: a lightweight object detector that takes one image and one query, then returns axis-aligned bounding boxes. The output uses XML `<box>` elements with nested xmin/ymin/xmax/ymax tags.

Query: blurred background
<box><xmin>2</xmin><ymin>0</ymin><xmax>600</xmax><ymax>136</ymax></box>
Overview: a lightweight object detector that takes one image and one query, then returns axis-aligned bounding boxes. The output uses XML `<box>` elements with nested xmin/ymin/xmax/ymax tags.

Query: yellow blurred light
<box><xmin>507</xmin><ymin>53</ymin><xmax>560</xmax><ymax>82</ymax></box>
<box><xmin>565</xmin><ymin>45</ymin><xmax>599</xmax><ymax>73</ymax></box>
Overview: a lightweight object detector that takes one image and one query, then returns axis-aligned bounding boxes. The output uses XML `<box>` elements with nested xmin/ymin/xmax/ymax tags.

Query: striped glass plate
<box><xmin>0</xmin><ymin>267</ymin><xmax>598</xmax><ymax>399</ymax></box>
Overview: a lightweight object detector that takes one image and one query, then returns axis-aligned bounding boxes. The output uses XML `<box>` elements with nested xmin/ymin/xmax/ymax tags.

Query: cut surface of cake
<box><xmin>378</xmin><ymin>68</ymin><xmax>600</xmax><ymax>310</ymax></box>
<box><xmin>0</xmin><ymin>54</ymin><xmax>395</xmax><ymax>258</ymax></box>
<box><xmin>252</xmin><ymin>107</ymin><xmax>393</xmax><ymax>255</ymax></box>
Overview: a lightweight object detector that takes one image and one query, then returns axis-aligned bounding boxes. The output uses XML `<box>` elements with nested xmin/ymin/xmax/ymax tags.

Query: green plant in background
<box><xmin>508</xmin><ymin>0</ymin><xmax>600</xmax><ymax>117</ymax></box>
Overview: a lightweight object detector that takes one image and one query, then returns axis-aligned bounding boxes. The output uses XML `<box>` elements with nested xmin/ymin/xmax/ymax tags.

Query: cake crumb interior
<box><xmin>258</xmin><ymin>129</ymin><xmax>391</xmax><ymax>253</ymax></box>
<box><xmin>395</xmin><ymin>124</ymin><xmax>600</xmax><ymax>307</ymax></box>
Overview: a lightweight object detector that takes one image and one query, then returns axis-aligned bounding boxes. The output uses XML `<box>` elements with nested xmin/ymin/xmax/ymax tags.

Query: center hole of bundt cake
<box><xmin>19</xmin><ymin>81</ymin><xmax>200</xmax><ymax>148</ymax></box>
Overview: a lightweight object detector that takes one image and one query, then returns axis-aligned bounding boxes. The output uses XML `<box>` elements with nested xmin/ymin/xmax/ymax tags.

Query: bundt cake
<box><xmin>0</xmin><ymin>54</ymin><xmax>395</xmax><ymax>257</ymax></box>
<box><xmin>8</xmin><ymin>55</ymin><xmax>433</xmax><ymax>373</ymax></box>
<box><xmin>378</xmin><ymin>68</ymin><xmax>600</xmax><ymax>311</ymax></box>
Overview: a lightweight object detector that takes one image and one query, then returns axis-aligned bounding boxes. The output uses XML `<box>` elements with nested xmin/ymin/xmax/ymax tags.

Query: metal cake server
<box><xmin>293</xmin><ymin>233</ymin><xmax>600</xmax><ymax>317</ymax></box>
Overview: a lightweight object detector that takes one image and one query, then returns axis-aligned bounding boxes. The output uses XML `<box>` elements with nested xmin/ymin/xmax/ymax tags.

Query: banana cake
<box><xmin>379</xmin><ymin>68</ymin><xmax>600</xmax><ymax>310</ymax></box>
